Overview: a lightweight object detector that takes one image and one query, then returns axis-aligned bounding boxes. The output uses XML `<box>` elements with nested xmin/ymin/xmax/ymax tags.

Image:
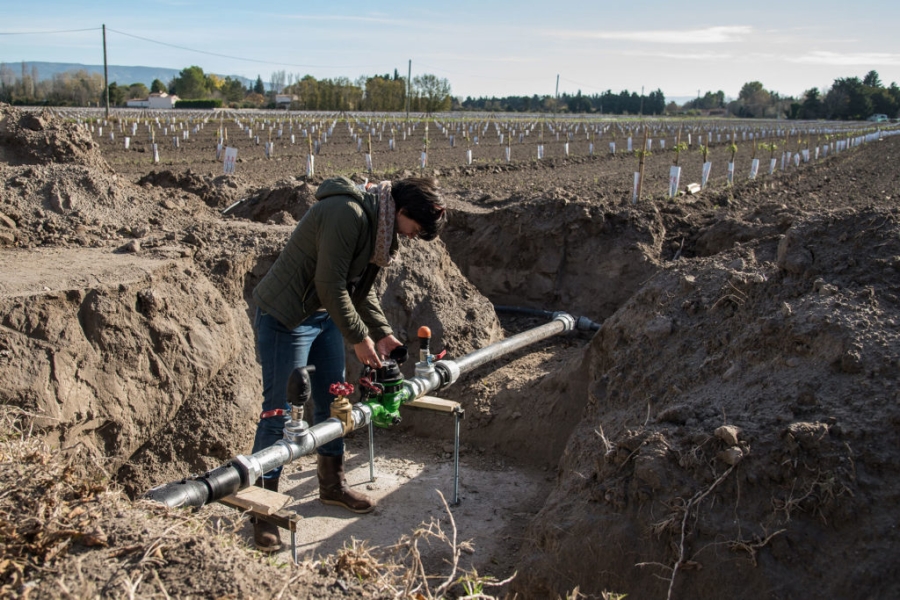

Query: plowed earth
<box><xmin>1</xmin><ymin>105</ymin><xmax>899</xmax><ymax>599</ymax></box>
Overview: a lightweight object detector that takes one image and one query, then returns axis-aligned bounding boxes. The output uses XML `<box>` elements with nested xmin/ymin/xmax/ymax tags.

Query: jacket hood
<box><xmin>314</xmin><ymin>176</ymin><xmax>377</xmax><ymax>222</ymax></box>
<box><xmin>315</xmin><ymin>176</ymin><xmax>365</xmax><ymax>202</ymax></box>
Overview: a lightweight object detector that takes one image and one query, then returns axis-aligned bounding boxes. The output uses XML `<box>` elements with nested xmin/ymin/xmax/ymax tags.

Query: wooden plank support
<box><xmin>220</xmin><ymin>486</ymin><xmax>290</xmax><ymax>515</ymax></box>
<box><xmin>219</xmin><ymin>486</ymin><xmax>302</xmax><ymax>563</ymax></box>
<box><xmin>406</xmin><ymin>395</ymin><xmax>463</xmax><ymax>415</ymax></box>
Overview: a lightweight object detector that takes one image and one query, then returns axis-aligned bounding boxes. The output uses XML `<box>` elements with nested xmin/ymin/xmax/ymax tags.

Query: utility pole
<box><xmin>406</xmin><ymin>59</ymin><xmax>411</xmax><ymax>123</ymax></box>
<box><xmin>102</xmin><ymin>24</ymin><xmax>109</xmax><ymax>119</ymax></box>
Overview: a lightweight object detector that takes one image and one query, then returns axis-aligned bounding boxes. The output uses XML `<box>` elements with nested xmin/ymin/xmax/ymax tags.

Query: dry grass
<box><xmin>1</xmin><ymin>405</ymin><xmax>523</xmax><ymax>599</ymax></box>
<box><xmin>0</xmin><ymin>407</ymin><xmax>116</xmax><ymax>595</ymax></box>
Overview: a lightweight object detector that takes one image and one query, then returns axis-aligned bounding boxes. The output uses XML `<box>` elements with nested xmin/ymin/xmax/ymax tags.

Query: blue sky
<box><xmin>2</xmin><ymin>0</ymin><xmax>899</xmax><ymax>101</ymax></box>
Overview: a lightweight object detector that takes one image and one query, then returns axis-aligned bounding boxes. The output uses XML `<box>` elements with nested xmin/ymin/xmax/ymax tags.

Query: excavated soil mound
<box><xmin>224</xmin><ymin>178</ymin><xmax>318</xmax><ymax>223</ymax></box>
<box><xmin>0</xmin><ymin>106</ymin><xmax>110</xmax><ymax>170</ymax></box>
<box><xmin>137</xmin><ymin>168</ymin><xmax>252</xmax><ymax>210</ymax></box>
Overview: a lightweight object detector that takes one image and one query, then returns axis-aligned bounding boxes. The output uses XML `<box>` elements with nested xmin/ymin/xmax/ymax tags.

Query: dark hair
<box><xmin>391</xmin><ymin>177</ymin><xmax>447</xmax><ymax>241</ymax></box>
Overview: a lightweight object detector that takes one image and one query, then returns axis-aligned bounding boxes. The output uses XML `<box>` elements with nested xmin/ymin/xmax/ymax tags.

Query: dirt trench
<box><xmin>3</xmin><ymin>105</ymin><xmax>900</xmax><ymax>599</ymax></box>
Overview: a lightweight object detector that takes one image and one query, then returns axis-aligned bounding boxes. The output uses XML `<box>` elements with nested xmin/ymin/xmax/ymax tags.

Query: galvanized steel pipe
<box><xmin>146</xmin><ymin>311</ymin><xmax>579</xmax><ymax>508</ymax></box>
<box><xmin>145</xmin><ymin>404</ymin><xmax>372</xmax><ymax>508</ymax></box>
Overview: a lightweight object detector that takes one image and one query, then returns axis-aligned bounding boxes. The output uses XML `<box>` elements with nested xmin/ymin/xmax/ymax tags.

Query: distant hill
<box><xmin>5</xmin><ymin>61</ymin><xmax>254</xmax><ymax>90</ymax></box>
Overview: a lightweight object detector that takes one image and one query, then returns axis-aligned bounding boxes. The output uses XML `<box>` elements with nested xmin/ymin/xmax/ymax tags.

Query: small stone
<box><xmin>118</xmin><ymin>240</ymin><xmax>140</xmax><ymax>253</ymax></box>
<box><xmin>714</xmin><ymin>425</ymin><xmax>741</xmax><ymax>446</ymax></box>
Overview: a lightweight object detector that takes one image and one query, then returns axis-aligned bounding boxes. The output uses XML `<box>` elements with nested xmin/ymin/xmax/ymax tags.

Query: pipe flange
<box><xmin>434</xmin><ymin>360</ymin><xmax>461</xmax><ymax>389</ymax></box>
<box><xmin>231</xmin><ymin>454</ymin><xmax>262</xmax><ymax>488</ymax></box>
<box><xmin>552</xmin><ymin>311</ymin><xmax>576</xmax><ymax>331</ymax></box>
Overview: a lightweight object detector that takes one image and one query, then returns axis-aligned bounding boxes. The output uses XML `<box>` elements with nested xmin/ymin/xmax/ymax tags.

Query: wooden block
<box><xmin>406</xmin><ymin>396</ymin><xmax>461</xmax><ymax>413</ymax></box>
<box><xmin>220</xmin><ymin>486</ymin><xmax>291</xmax><ymax>515</ymax></box>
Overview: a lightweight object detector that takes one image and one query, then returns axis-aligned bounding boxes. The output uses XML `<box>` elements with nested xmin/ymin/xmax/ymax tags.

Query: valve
<box><xmin>359</xmin><ymin>346</ymin><xmax>410</xmax><ymax>428</ymax></box>
<box><xmin>415</xmin><ymin>325</ymin><xmax>447</xmax><ymax>378</ymax></box>
<box><xmin>283</xmin><ymin>365</ymin><xmax>315</xmax><ymax>444</ymax></box>
<box><xmin>418</xmin><ymin>326</ymin><xmax>431</xmax><ymax>363</ymax></box>
<box><xmin>329</xmin><ymin>381</ymin><xmax>355</xmax><ymax>434</ymax></box>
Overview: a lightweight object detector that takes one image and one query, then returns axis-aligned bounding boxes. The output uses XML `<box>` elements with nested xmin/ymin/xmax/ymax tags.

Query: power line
<box><xmin>0</xmin><ymin>27</ymin><xmax>100</xmax><ymax>35</ymax></box>
<box><xmin>106</xmin><ymin>27</ymin><xmax>384</xmax><ymax>72</ymax></box>
<box><xmin>558</xmin><ymin>77</ymin><xmax>608</xmax><ymax>93</ymax></box>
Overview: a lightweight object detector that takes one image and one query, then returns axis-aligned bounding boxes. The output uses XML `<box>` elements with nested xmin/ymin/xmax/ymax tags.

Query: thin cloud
<box><xmin>620</xmin><ymin>50</ymin><xmax>736</xmax><ymax>61</ymax></box>
<box><xmin>789</xmin><ymin>51</ymin><xmax>900</xmax><ymax>66</ymax></box>
<box><xmin>543</xmin><ymin>25</ymin><xmax>753</xmax><ymax>44</ymax></box>
<box><xmin>255</xmin><ymin>12</ymin><xmax>403</xmax><ymax>26</ymax></box>
<box><xmin>420</xmin><ymin>52</ymin><xmax>533</xmax><ymax>64</ymax></box>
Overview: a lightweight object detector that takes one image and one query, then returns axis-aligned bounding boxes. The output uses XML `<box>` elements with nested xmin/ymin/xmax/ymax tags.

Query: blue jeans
<box><xmin>252</xmin><ymin>308</ymin><xmax>346</xmax><ymax>479</ymax></box>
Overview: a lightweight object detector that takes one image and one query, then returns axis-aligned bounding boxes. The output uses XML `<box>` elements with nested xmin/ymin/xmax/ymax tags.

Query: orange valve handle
<box><xmin>328</xmin><ymin>382</ymin><xmax>355</xmax><ymax>397</ymax></box>
<box><xmin>418</xmin><ymin>325</ymin><xmax>432</xmax><ymax>363</ymax></box>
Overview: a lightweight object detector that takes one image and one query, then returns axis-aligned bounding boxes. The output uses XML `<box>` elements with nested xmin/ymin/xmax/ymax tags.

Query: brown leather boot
<box><xmin>252</xmin><ymin>476</ymin><xmax>282</xmax><ymax>552</ymax></box>
<box><xmin>317</xmin><ymin>454</ymin><xmax>375</xmax><ymax>514</ymax></box>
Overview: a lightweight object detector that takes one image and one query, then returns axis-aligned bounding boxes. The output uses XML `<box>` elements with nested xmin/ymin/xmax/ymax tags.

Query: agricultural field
<box><xmin>2</xmin><ymin>104</ymin><xmax>900</xmax><ymax>599</ymax></box>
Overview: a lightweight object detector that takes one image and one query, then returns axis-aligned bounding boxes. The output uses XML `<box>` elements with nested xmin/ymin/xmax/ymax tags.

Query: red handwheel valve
<box><xmin>329</xmin><ymin>382</ymin><xmax>355</xmax><ymax>398</ymax></box>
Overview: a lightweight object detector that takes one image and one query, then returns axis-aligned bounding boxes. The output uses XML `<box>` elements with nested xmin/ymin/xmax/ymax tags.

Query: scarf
<box><xmin>369</xmin><ymin>181</ymin><xmax>396</xmax><ymax>267</ymax></box>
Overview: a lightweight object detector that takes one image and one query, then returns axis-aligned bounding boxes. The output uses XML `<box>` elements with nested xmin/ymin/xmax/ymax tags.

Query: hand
<box><xmin>375</xmin><ymin>334</ymin><xmax>403</xmax><ymax>359</ymax></box>
<box><xmin>354</xmin><ymin>337</ymin><xmax>382</xmax><ymax>369</ymax></box>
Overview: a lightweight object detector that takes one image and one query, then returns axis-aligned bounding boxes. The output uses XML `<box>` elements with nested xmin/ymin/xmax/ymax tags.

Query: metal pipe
<box><xmin>396</xmin><ymin>312</ymin><xmax>575</xmax><ymax>403</ymax></box>
<box><xmin>453</xmin><ymin>312</ymin><xmax>575</xmax><ymax>374</ymax></box>
<box><xmin>495</xmin><ymin>305</ymin><xmax>602</xmax><ymax>332</ymax></box>
<box><xmin>145</xmin><ymin>404</ymin><xmax>372</xmax><ymax>508</ymax></box>
<box><xmin>146</xmin><ymin>312</ymin><xmax>577</xmax><ymax>509</ymax></box>
<box><xmin>452</xmin><ymin>410</ymin><xmax>461</xmax><ymax>505</ymax></box>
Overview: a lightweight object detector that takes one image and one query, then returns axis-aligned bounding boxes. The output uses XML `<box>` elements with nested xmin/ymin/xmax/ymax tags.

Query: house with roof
<box><xmin>126</xmin><ymin>92</ymin><xmax>180</xmax><ymax>109</ymax></box>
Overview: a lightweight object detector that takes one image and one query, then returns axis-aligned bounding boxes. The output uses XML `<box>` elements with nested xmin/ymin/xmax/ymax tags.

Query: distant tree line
<box><xmin>458</xmin><ymin>89</ymin><xmax>667</xmax><ymax>115</ymax></box>
<box><xmin>671</xmin><ymin>71</ymin><xmax>900</xmax><ymax>120</ymax></box>
<box><xmin>2</xmin><ymin>60</ymin><xmax>898</xmax><ymax>121</ymax></box>
<box><xmin>0</xmin><ymin>62</ymin><xmax>452</xmax><ymax>112</ymax></box>
<box><xmin>791</xmin><ymin>71</ymin><xmax>900</xmax><ymax>120</ymax></box>
<box><xmin>0</xmin><ymin>63</ymin><xmax>105</xmax><ymax>106</ymax></box>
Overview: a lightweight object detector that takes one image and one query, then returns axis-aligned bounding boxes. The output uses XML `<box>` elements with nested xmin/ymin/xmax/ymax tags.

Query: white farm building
<box><xmin>126</xmin><ymin>92</ymin><xmax>180</xmax><ymax>109</ymax></box>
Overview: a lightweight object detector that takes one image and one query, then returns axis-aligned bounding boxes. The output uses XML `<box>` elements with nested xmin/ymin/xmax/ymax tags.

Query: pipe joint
<box><xmin>352</xmin><ymin>402</ymin><xmax>373</xmax><ymax>428</ymax></box>
<box><xmin>231</xmin><ymin>454</ymin><xmax>262</xmax><ymax>487</ymax></box>
<box><xmin>576</xmin><ymin>315</ymin><xmax>602</xmax><ymax>332</ymax></box>
<box><xmin>552</xmin><ymin>311</ymin><xmax>576</xmax><ymax>332</ymax></box>
<box><xmin>435</xmin><ymin>360</ymin><xmax>461</xmax><ymax>389</ymax></box>
<box><xmin>283</xmin><ymin>419</ymin><xmax>310</xmax><ymax>445</ymax></box>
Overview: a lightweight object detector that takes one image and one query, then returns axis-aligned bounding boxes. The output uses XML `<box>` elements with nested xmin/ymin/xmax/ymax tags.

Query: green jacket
<box><xmin>252</xmin><ymin>177</ymin><xmax>395</xmax><ymax>344</ymax></box>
